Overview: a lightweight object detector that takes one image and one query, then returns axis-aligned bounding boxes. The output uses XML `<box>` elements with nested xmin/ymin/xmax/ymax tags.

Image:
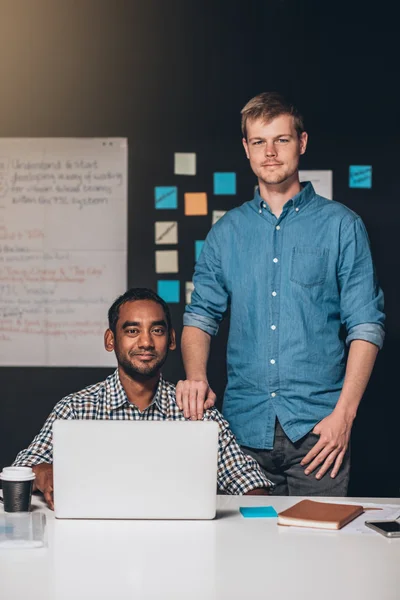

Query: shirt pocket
<box><xmin>290</xmin><ymin>246</ymin><xmax>329</xmax><ymax>288</ymax></box>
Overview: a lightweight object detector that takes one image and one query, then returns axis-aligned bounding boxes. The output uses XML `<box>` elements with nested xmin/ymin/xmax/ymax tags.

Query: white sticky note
<box><xmin>155</xmin><ymin>250</ymin><xmax>179</xmax><ymax>273</ymax></box>
<box><xmin>155</xmin><ymin>221</ymin><xmax>178</xmax><ymax>245</ymax></box>
<box><xmin>174</xmin><ymin>152</ymin><xmax>196</xmax><ymax>175</ymax></box>
<box><xmin>185</xmin><ymin>281</ymin><xmax>195</xmax><ymax>305</ymax></box>
<box><xmin>299</xmin><ymin>170</ymin><xmax>333</xmax><ymax>200</ymax></box>
<box><xmin>212</xmin><ymin>210</ymin><xmax>227</xmax><ymax>226</ymax></box>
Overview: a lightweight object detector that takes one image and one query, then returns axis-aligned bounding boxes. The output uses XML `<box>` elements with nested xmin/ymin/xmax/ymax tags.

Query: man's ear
<box><xmin>104</xmin><ymin>329</ymin><xmax>115</xmax><ymax>353</ymax></box>
<box><xmin>299</xmin><ymin>131</ymin><xmax>308</xmax><ymax>155</ymax></box>
<box><xmin>169</xmin><ymin>328</ymin><xmax>177</xmax><ymax>351</ymax></box>
<box><xmin>242</xmin><ymin>137</ymin><xmax>250</xmax><ymax>159</ymax></box>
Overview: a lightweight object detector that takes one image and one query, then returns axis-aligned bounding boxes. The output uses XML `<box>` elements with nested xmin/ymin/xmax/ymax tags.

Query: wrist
<box><xmin>334</xmin><ymin>402</ymin><xmax>357</xmax><ymax>423</ymax></box>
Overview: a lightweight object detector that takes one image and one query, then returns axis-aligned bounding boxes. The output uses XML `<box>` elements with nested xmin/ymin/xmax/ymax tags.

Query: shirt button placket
<box><xmin>269</xmin><ymin>218</ymin><xmax>281</xmax><ymax>403</ymax></box>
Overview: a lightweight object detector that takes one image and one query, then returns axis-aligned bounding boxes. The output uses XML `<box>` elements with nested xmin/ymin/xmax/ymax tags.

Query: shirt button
<box><xmin>276</xmin><ymin>225</ymin><xmax>280</xmax><ymax>230</ymax></box>
<box><xmin>272</xmin><ymin>291</ymin><xmax>277</xmax><ymax>297</ymax></box>
<box><xmin>270</xmin><ymin>359</ymin><xmax>276</xmax><ymax>364</ymax></box>
<box><xmin>271</xmin><ymin>392</ymin><xmax>276</xmax><ymax>398</ymax></box>
<box><xmin>295</xmin><ymin>207</ymin><xmax>299</xmax><ymax>212</ymax></box>
<box><xmin>273</xmin><ymin>257</ymin><xmax>278</xmax><ymax>263</ymax></box>
<box><xmin>259</xmin><ymin>209</ymin><xmax>262</xmax><ymax>214</ymax></box>
<box><xmin>271</xmin><ymin>325</ymin><xmax>276</xmax><ymax>330</ymax></box>
<box><xmin>263</xmin><ymin>202</ymin><xmax>267</xmax><ymax>208</ymax></box>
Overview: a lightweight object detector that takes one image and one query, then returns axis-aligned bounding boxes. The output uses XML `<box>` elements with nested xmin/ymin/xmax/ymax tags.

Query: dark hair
<box><xmin>108</xmin><ymin>288</ymin><xmax>172</xmax><ymax>336</ymax></box>
<box><xmin>241</xmin><ymin>91</ymin><xmax>305</xmax><ymax>139</ymax></box>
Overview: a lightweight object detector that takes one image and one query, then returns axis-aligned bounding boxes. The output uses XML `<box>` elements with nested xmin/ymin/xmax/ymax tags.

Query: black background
<box><xmin>0</xmin><ymin>1</ymin><xmax>398</xmax><ymax>496</ymax></box>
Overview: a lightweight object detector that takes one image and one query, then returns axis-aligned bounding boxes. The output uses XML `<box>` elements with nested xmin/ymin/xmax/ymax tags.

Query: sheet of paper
<box><xmin>212</xmin><ymin>210</ymin><xmax>226</xmax><ymax>225</ymax></box>
<box><xmin>157</xmin><ymin>280</ymin><xmax>180</xmax><ymax>303</ymax></box>
<box><xmin>341</xmin><ymin>503</ymin><xmax>400</xmax><ymax>535</ymax></box>
<box><xmin>185</xmin><ymin>281</ymin><xmax>194</xmax><ymax>305</ymax></box>
<box><xmin>299</xmin><ymin>169</ymin><xmax>333</xmax><ymax>199</ymax></box>
<box><xmin>0</xmin><ymin>138</ymin><xmax>127</xmax><ymax>367</ymax></box>
<box><xmin>155</xmin><ymin>221</ymin><xmax>178</xmax><ymax>245</ymax></box>
<box><xmin>184</xmin><ymin>192</ymin><xmax>208</xmax><ymax>216</ymax></box>
<box><xmin>154</xmin><ymin>186</ymin><xmax>178</xmax><ymax>209</ymax></box>
<box><xmin>213</xmin><ymin>172</ymin><xmax>236</xmax><ymax>195</ymax></box>
<box><xmin>349</xmin><ymin>165</ymin><xmax>372</xmax><ymax>188</ymax></box>
<box><xmin>174</xmin><ymin>153</ymin><xmax>196</xmax><ymax>176</ymax></box>
<box><xmin>155</xmin><ymin>250</ymin><xmax>178</xmax><ymax>273</ymax></box>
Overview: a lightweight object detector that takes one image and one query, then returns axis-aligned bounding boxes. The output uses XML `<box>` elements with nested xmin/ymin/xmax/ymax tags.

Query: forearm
<box><xmin>335</xmin><ymin>339</ymin><xmax>379</xmax><ymax>420</ymax></box>
<box><xmin>245</xmin><ymin>487</ymin><xmax>271</xmax><ymax>495</ymax></box>
<box><xmin>181</xmin><ymin>326</ymin><xmax>211</xmax><ymax>379</ymax></box>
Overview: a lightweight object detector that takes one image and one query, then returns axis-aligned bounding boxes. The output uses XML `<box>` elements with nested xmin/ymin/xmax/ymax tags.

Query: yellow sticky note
<box><xmin>184</xmin><ymin>193</ymin><xmax>208</xmax><ymax>216</ymax></box>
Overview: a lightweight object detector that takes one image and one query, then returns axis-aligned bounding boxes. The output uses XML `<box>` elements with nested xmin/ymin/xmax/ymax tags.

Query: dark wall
<box><xmin>0</xmin><ymin>1</ymin><xmax>398</xmax><ymax>496</ymax></box>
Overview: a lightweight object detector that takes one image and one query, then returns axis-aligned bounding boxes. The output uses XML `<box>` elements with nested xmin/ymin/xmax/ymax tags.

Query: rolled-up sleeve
<box><xmin>12</xmin><ymin>401</ymin><xmax>75</xmax><ymax>467</ymax></box>
<box><xmin>338</xmin><ymin>217</ymin><xmax>385</xmax><ymax>349</ymax></box>
<box><xmin>184</xmin><ymin>225</ymin><xmax>229</xmax><ymax>336</ymax></box>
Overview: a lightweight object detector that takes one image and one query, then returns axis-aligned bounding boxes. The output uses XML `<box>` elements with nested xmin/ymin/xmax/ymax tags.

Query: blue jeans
<box><xmin>241</xmin><ymin>420</ymin><xmax>350</xmax><ymax>496</ymax></box>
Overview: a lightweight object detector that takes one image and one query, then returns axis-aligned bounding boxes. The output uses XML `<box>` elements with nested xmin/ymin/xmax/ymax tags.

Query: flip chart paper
<box><xmin>0</xmin><ymin>137</ymin><xmax>127</xmax><ymax>366</ymax></box>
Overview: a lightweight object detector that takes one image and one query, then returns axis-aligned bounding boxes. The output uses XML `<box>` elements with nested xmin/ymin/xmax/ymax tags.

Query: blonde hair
<box><xmin>241</xmin><ymin>92</ymin><xmax>304</xmax><ymax>139</ymax></box>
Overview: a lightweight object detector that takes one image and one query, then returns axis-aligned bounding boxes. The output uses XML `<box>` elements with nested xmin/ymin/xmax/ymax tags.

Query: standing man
<box><xmin>177</xmin><ymin>92</ymin><xmax>385</xmax><ymax>496</ymax></box>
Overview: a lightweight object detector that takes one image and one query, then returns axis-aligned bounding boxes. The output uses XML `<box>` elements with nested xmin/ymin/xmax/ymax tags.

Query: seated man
<box><xmin>13</xmin><ymin>288</ymin><xmax>274</xmax><ymax>508</ymax></box>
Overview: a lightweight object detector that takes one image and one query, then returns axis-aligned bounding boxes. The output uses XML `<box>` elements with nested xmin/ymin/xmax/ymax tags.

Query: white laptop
<box><xmin>52</xmin><ymin>420</ymin><xmax>219</xmax><ymax>520</ymax></box>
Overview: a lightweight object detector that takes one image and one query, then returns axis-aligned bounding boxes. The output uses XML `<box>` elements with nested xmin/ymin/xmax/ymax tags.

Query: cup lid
<box><xmin>0</xmin><ymin>466</ymin><xmax>36</xmax><ymax>481</ymax></box>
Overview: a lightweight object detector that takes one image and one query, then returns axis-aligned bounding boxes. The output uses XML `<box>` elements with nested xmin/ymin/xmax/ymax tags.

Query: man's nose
<box><xmin>264</xmin><ymin>142</ymin><xmax>276</xmax><ymax>156</ymax></box>
<box><xmin>138</xmin><ymin>332</ymin><xmax>154</xmax><ymax>347</ymax></box>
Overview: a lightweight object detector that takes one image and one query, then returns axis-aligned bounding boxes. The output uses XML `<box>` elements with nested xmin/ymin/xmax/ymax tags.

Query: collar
<box><xmin>252</xmin><ymin>181</ymin><xmax>316</xmax><ymax>214</ymax></box>
<box><xmin>105</xmin><ymin>369</ymin><xmax>169</xmax><ymax>415</ymax></box>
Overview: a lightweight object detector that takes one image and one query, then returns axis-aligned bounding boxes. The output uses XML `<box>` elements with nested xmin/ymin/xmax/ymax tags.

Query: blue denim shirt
<box><xmin>184</xmin><ymin>182</ymin><xmax>385</xmax><ymax>449</ymax></box>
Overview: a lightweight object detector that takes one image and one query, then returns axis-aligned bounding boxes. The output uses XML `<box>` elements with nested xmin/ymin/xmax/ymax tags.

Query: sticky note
<box><xmin>214</xmin><ymin>172</ymin><xmax>236</xmax><ymax>195</ymax></box>
<box><xmin>185</xmin><ymin>281</ymin><xmax>195</xmax><ymax>305</ymax></box>
<box><xmin>157</xmin><ymin>280</ymin><xmax>180</xmax><ymax>303</ymax></box>
<box><xmin>155</xmin><ymin>221</ymin><xmax>178</xmax><ymax>245</ymax></box>
<box><xmin>155</xmin><ymin>186</ymin><xmax>178</xmax><ymax>209</ymax></box>
<box><xmin>212</xmin><ymin>210</ymin><xmax>226</xmax><ymax>226</ymax></box>
<box><xmin>239</xmin><ymin>506</ymin><xmax>278</xmax><ymax>518</ymax></box>
<box><xmin>174</xmin><ymin>153</ymin><xmax>196</xmax><ymax>175</ymax></box>
<box><xmin>195</xmin><ymin>240</ymin><xmax>205</xmax><ymax>262</ymax></box>
<box><xmin>155</xmin><ymin>250</ymin><xmax>178</xmax><ymax>273</ymax></box>
<box><xmin>184</xmin><ymin>192</ymin><xmax>208</xmax><ymax>216</ymax></box>
<box><xmin>299</xmin><ymin>170</ymin><xmax>333</xmax><ymax>200</ymax></box>
<box><xmin>349</xmin><ymin>165</ymin><xmax>372</xmax><ymax>189</ymax></box>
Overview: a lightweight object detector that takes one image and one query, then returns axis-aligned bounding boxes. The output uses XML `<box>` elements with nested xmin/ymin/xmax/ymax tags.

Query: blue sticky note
<box><xmin>195</xmin><ymin>240</ymin><xmax>205</xmax><ymax>262</ymax></box>
<box><xmin>157</xmin><ymin>280</ymin><xmax>180</xmax><ymax>303</ymax></box>
<box><xmin>239</xmin><ymin>506</ymin><xmax>278</xmax><ymax>518</ymax></box>
<box><xmin>155</xmin><ymin>186</ymin><xmax>178</xmax><ymax>209</ymax></box>
<box><xmin>349</xmin><ymin>165</ymin><xmax>372</xmax><ymax>189</ymax></box>
<box><xmin>214</xmin><ymin>172</ymin><xmax>236</xmax><ymax>195</ymax></box>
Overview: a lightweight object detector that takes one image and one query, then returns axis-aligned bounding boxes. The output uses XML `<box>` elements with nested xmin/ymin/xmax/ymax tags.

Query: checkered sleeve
<box><xmin>12</xmin><ymin>399</ymin><xmax>75</xmax><ymax>467</ymax></box>
<box><xmin>205</xmin><ymin>408</ymin><xmax>274</xmax><ymax>494</ymax></box>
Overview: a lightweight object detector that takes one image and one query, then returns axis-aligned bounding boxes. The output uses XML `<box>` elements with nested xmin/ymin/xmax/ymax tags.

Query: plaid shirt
<box><xmin>13</xmin><ymin>370</ymin><xmax>273</xmax><ymax>495</ymax></box>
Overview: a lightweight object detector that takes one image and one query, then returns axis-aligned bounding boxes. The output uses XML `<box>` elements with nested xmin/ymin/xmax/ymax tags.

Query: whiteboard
<box><xmin>0</xmin><ymin>138</ymin><xmax>127</xmax><ymax>366</ymax></box>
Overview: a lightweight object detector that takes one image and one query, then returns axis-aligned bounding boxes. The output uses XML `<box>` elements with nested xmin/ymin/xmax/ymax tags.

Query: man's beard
<box><xmin>117</xmin><ymin>351</ymin><xmax>168</xmax><ymax>380</ymax></box>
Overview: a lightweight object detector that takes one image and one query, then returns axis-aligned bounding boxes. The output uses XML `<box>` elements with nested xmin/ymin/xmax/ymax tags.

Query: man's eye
<box><xmin>277</xmin><ymin>138</ymin><xmax>289</xmax><ymax>143</ymax></box>
<box><xmin>152</xmin><ymin>328</ymin><xmax>165</xmax><ymax>335</ymax></box>
<box><xmin>253</xmin><ymin>140</ymin><xmax>263</xmax><ymax>145</ymax></box>
<box><xmin>126</xmin><ymin>329</ymin><xmax>138</xmax><ymax>334</ymax></box>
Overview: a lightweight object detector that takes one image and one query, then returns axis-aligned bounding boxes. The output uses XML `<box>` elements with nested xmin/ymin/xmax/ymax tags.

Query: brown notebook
<box><xmin>277</xmin><ymin>499</ymin><xmax>364</xmax><ymax>530</ymax></box>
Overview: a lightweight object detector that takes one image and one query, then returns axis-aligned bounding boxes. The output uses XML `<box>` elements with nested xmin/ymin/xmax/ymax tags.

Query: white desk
<box><xmin>1</xmin><ymin>494</ymin><xmax>400</xmax><ymax>600</ymax></box>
